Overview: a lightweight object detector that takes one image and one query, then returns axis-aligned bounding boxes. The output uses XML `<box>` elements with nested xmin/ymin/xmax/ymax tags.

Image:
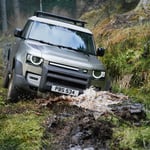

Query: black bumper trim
<box><xmin>39</xmin><ymin>64</ymin><xmax>91</xmax><ymax>93</ymax></box>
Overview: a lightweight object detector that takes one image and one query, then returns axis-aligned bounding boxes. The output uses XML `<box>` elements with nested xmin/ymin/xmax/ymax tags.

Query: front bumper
<box><xmin>14</xmin><ymin>58</ymin><xmax>107</xmax><ymax>95</ymax></box>
<box><xmin>39</xmin><ymin>64</ymin><xmax>91</xmax><ymax>95</ymax></box>
<box><xmin>15</xmin><ymin>63</ymin><xmax>91</xmax><ymax>95</ymax></box>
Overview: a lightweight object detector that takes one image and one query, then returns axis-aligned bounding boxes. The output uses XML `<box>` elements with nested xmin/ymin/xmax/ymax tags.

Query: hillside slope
<box><xmin>81</xmin><ymin>1</ymin><xmax>150</xmax><ymax>98</ymax></box>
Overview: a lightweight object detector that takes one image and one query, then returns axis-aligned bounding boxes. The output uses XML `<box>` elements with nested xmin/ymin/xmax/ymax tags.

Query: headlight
<box><xmin>26</xmin><ymin>54</ymin><xmax>43</xmax><ymax>66</ymax></box>
<box><xmin>92</xmin><ymin>70</ymin><xmax>105</xmax><ymax>79</ymax></box>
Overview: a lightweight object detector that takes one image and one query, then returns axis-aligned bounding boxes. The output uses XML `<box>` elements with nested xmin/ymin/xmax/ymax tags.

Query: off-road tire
<box><xmin>7</xmin><ymin>70</ymin><xmax>19</xmax><ymax>102</ymax></box>
<box><xmin>3</xmin><ymin>68</ymin><xmax>10</xmax><ymax>88</ymax></box>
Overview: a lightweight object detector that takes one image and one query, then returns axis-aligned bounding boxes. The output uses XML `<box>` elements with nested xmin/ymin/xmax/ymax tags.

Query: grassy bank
<box><xmin>81</xmin><ymin>6</ymin><xmax>150</xmax><ymax>149</ymax></box>
<box><xmin>0</xmin><ymin>76</ymin><xmax>49</xmax><ymax>150</ymax></box>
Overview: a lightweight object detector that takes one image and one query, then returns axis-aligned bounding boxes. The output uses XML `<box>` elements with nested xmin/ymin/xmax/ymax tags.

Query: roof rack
<box><xmin>34</xmin><ymin>11</ymin><xmax>87</xmax><ymax>27</ymax></box>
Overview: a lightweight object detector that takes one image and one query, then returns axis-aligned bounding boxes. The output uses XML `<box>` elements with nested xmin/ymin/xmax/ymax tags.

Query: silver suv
<box><xmin>3</xmin><ymin>11</ymin><xmax>110</xmax><ymax>102</ymax></box>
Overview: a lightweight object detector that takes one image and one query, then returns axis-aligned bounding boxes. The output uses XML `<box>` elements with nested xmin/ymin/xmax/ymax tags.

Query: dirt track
<box><xmin>37</xmin><ymin>90</ymin><xmax>146</xmax><ymax>149</ymax></box>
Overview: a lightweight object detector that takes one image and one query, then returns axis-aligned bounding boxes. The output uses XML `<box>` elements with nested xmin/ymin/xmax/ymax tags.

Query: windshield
<box><xmin>28</xmin><ymin>21</ymin><xmax>96</xmax><ymax>55</ymax></box>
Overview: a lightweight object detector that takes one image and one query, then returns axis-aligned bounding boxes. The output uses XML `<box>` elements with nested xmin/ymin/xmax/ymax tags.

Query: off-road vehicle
<box><xmin>3</xmin><ymin>11</ymin><xmax>110</xmax><ymax>102</ymax></box>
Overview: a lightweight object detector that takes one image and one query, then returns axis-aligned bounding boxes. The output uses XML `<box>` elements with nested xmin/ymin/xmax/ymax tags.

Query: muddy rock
<box><xmin>111</xmin><ymin>101</ymin><xmax>146</xmax><ymax>123</ymax></box>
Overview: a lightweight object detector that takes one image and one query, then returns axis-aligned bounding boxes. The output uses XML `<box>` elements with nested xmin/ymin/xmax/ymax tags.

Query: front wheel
<box><xmin>7</xmin><ymin>70</ymin><xmax>19</xmax><ymax>102</ymax></box>
<box><xmin>3</xmin><ymin>69</ymin><xmax>10</xmax><ymax>88</ymax></box>
<box><xmin>2</xmin><ymin>62</ymin><xmax>10</xmax><ymax>88</ymax></box>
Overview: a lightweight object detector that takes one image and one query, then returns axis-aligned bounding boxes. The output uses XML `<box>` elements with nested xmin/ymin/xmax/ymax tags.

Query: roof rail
<box><xmin>34</xmin><ymin>11</ymin><xmax>87</xmax><ymax>27</ymax></box>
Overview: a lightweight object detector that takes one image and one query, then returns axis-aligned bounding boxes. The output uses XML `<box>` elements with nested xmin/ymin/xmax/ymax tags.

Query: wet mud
<box><xmin>40</xmin><ymin>90</ymin><xmax>146</xmax><ymax>150</ymax></box>
<box><xmin>42</xmin><ymin>104</ymin><xmax>113</xmax><ymax>150</ymax></box>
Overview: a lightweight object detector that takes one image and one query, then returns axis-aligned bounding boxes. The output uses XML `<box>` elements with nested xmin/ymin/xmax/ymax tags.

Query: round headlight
<box><xmin>92</xmin><ymin>70</ymin><xmax>105</xmax><ymax>79</ymax></box>
<box><xmin>27</xmin><ymin>54</ymin><xmax>43</xmax><ymax>65</ymax></box>
<box><xmin>30</xmin><ymin>55</ymin><xmax>43</xmax><ymax>65</ymax></box>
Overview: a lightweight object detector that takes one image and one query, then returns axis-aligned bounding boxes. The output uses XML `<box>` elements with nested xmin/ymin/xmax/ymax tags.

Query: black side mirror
<box><xmin>14</xmin><ymin>28</ymin><xmax>22</xmax><ymax>37</ymax></box>
<box><xmin>96</xmin><ymin>47</ymin><xmax>105</xmax><ymax>56</ymax></box>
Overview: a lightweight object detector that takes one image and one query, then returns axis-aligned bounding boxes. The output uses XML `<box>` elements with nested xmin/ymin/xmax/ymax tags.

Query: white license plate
<box><xmin>51</xmin><ymin>85</ymin><xmax>79</xmax><ymax>96</ymax></box>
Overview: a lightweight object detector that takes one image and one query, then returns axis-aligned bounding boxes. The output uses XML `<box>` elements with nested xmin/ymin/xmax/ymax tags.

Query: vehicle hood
<box><xmin>26</xmin><ymin>40</ymin><xmax>105</xmax><ymax>70</ymax></box>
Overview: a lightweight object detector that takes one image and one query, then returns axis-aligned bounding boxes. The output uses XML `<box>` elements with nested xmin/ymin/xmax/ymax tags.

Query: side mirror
<box><xmin>14</xmin><ymin>28</ymin><xmax>22</xmax><ymax>37</ymax></box>
<box><xmin>96</xmin><ymin>47</ymin><xmax>105</xmax><ymax>56</ymax></box>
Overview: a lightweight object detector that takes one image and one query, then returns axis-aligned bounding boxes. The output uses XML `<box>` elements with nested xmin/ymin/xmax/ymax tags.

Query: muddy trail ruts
<box><xmin>41</xmin><ymin>104</ymin><xmax>113</xmax><ymax>150</ymax></box>
<box><xmin>38</xmin><ymin>91</ymin><xmax>146</xmax><ymax>150</ymax></box>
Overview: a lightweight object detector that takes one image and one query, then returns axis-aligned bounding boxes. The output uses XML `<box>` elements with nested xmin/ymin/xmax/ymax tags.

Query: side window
<box><xmin>21</xmin><ymin>20</ymin><xmax>33</xmax><ymax>38</ymax></box>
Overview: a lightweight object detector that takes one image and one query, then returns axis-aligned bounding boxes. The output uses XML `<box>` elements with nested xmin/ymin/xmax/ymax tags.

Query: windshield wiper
<box><xmin>60</xmin><ymin>45</ymin><xmax>76</xmax><ymax>51</ymax></box>
<box><xmin>60</xmin><ymin>45</ymin><xmax>90</xmax><ymax>56</ymax></box>
<box><xmin>29</xmin><ymin>38</ymin><xmax>62</xmax><ymax>48</ymax></box>
<box><xmin>37</xmin><ymin>40</ymin><xmax>58</xmax><ymax>47</ymax></box>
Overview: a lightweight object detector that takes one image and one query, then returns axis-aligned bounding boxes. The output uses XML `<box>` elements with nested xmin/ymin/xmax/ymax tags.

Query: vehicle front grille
<box><xmin>39</xmin><ymin>64</ymin><xmax>90</xmax><ymax>92</ymax></box>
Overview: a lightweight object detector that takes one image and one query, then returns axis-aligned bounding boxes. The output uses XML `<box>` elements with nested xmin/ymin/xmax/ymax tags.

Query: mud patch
<box><xmin>40</xmin><ymin>89</ymin><xmax>146</xmax><ymax>149</ymax></box>
<box><xmin>37</xmin><ymin>88</ymin><xmax>129</xmax><ymax>119</ymax></box>
<box><xmin>111</xmin><ymin>101</ymin><xmax>146</xmax><ymax>123</ymax></box>
<box><xmin>42</xmin><ymin>104</ymin><xmax>113</xmax><ymax>150</ymax></box>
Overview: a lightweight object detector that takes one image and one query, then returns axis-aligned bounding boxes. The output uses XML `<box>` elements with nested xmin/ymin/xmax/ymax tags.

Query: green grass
<box><xmin>0</xmin><ymin>72</ymin><xmax>49</xmax><ymax>150</ymax></box>
<box><xmin>0</xmin><ymin>112</ymin><xmax>44</xmax><ymax>150</ymax></box>
<box><xmin>0</xmin><ymin>67</ymin><xmax>49</xmax><ymax>150</ymax></box>
<box><xmin>0</xmin><ymin>97</ymin><xmax>50</xmax><ymax>150</ymax></box>
<box><xmin>92</xmin><ymin>13</ymin><xmax>150</xmax><ymax>150</ymax></box>
<box><xmin>109</xmin><ymin>86</ymin><xmax>150</xmax><ymax>150</ymax></box>
<box><xmin>112</xmin><ymin>126</ymin><xmax>150</xmax><ymax>150</ymax></box>
<box><xmin>0</xmin><ymin>83</ymin><xmax>49</xmax><ymax>150</ymax></box>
